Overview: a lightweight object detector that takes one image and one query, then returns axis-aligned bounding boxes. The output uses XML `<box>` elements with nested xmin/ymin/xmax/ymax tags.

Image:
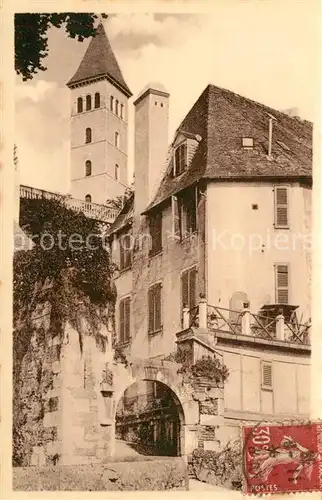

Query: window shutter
<box><xmin>119</xmin><ymin>300</ymin><xmax>125</xmax><ymax>343</ymax></box>
<box><xmin>189</xmin><ymin>268</ymin><xmax>198</xmax><ymax>310</ymax></box>
<box><xmin>181</xmin><ymin>270</ymin><xmax>189</xmax><ymax>309</ymax></box>
<box><xmin>148</xmin><ymin>287</ymin><xmax>154</xmax><ymax>333</ymax></box>
<box><xmin>275</xmin><ymin>187</ymin><xmax>289</xmax><ymax>227</ymax></box>
<box><xmin>172</xmin><ymin>196</ymin><xmax>181</xmax><ymax>240</ymax></box>
<box><xmin>154</xmin><ymin>284</ymin><xmax>162</xmax><ymax>331</ymax></box>
<box><xmin>276</xmin><ymin>264</ymin><xmax>289</xmax><ymax>304</ymax></box>
<box><xmin>120</xmin><ymin>238</ymin><xmax>125</xmax><ymax>270</ymax></box>
<box><xmin>262</xmin><ymin>362</ymin><xmax>273</xmax><ymax>388</ymax></box>
<box><xmin>124</xmin><ymin>297</ymin><xmax>131</xmax><ymax>342</ymax></box>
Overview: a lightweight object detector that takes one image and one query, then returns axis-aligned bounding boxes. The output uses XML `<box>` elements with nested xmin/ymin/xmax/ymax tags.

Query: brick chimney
<box><xmin>133</xmin><ymin>83</ymin><xmax>169</xmax><ymax>227</ymax></box>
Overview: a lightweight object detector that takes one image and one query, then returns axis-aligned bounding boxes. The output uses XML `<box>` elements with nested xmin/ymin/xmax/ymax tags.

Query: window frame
<box><xmin>94</xmin><ymin>92</ymin><xmax>100</xmax><ymax>109</ymax></box>
<box><xmin>110</xmin><ymin>95</ymin><xmax>114</xmax><ymax>112</ymax></box>
<box><xmin>85</xmin><ymin>127</ymin><xmax>92</xmax><ymax>144</ymax></box>
<box><xmin>261</xmin><ymin>361</ymin><xmax>273</xmax><ymax>391</ymax></box>
<box><xmin>148</xmin><ymin>281</ymin><xmax>163</xmax><ymax>335</ymax></box>
<box><xmin>120</xmin><ymin>104</ymin><xmax>124</xmax><ymax>120</ymax></box>
<box><xmin>115</xmin><ymin>131</ymin><xmax>120</xmax><ymax>148</ymax></box>
<box><xmin>85</xmin><ymin>160</ymin><xmax>92</xmax><ymax>177</ymax></box>
<box><xmin>115</xmin><ymin>164</ymin><xmax>120</xmax><ymax>180</ymax></box>
<box><xmin>86</xmin><ymin>94</ymin><xmax>92</xmax><ymax>111</ymax></box>
<box><xmin>275</xmin><ymin>263</ymin><xmax>290</xmax><ymax>305</ymax></box>
<box><xmin>115</xmin><ymin>100</ymin><xmax>119</xmax><ymax>116</ymax></box>
<box><xmin>119</xmin><ymin>296</ymin><xmax>131</xmax><ymax>345</ymax></box>
<box><xmin>274</xmin><ymin>185</ymin><xmax>290</xmax><ymax>229</ymax></box>
<box><xmin>149</xmin><ymin>212</ymin><xmax>163</xmax><ymax>257</ymax></box>
<box><xmin>173</xmin><ymin>142</ymin><xmax>187</xmax><ymax>176</ymax></box>
<box><xmin>77</xmin><ymin>97</ymin><xmax>83</xmax><ymax>113</ymax></box>
<box><xmin>119</xmin><ymin>231</ymin><xmax>132</xmax><ymax>271</ymax></box>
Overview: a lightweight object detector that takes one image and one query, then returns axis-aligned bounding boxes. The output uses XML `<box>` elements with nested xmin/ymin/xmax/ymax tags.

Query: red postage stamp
<box><xmin>242</xmin><ymin>422</ymin><xmax>322</xmax><ymax>495</ymax></box>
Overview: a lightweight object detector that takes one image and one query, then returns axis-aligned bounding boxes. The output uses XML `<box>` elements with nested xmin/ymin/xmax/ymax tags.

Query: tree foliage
<box><xmin>15</xmin><ymin>13</ymin><xmax>108</xmax><ymax>81</ymax></box>
<box><xmin>14</xmin><ymin>197</ymin><xmax>116</xmax><ymax>332</ymax></box>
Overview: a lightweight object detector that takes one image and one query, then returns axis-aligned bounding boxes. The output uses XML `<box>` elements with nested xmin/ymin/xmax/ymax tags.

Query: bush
<box><xmin>190</xmin><ymin>440</ymin><xmax>242</xmax><ymax>490</ymax></box>
<box><xmin>13</xmin><ymin>458</ymin><xmax>188</xmax><ymax>491</ymax></box>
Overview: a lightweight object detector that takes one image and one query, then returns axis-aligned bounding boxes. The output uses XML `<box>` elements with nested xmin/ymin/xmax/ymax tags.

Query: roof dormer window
<box><xmin>173</xmin><ymin>143</ymin><xmax>187</xmax><ymax>176</ymax></box>
<box><xmin>242</xmin><ymin>137</ymin><xmax>254</xmax><ymax>149</ymax></box>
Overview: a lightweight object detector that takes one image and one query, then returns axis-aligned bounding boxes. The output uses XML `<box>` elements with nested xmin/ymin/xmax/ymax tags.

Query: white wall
<box><xmin>206</xmin><ymin>181</ymin><xmax>311</xmax><ymax>322</ymax></box>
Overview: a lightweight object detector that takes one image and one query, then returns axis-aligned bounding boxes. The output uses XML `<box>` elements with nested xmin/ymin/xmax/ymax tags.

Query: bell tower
<box><xmin>67</xmin><ymin>22</ymin><xmax>132</xmax><ymax>205</ymax></box>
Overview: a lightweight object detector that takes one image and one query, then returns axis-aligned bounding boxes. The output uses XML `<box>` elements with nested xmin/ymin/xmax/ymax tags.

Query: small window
<box><xmin>261</xmin><ymin>362</ymin><xmax>273</xmax><ymax>389</ymax></box>
<box><xmin>173</xmin><ymin>143</ymin><xmax>187</xmax><ymax>176</ymax></box>
<box><xmin>85</xmin><ymin>128</ymin><xmax>92</xmax><ymax>144</ymax></box>
<box><xmin>119</xmin><ymin>232</ymin><xmax>132</xmax><ymax>271</ymax></box>
<box><xmin>85</xmin><ymin>194</ymin><xmax>92</xmax><ymax>203</ymax></box>
<box><xmin>275</xmin><ymin>264</ymin><xmax>289</xmax><ymax>305</ymax></box>
<box><xmin>110</xmin><ymin>95</ymin><xmax>114</xmax><ymax>112</ymax></box>
<box><xmin>120</xmin><ymin>104</ymin><xmax>124</xmax><ymax>120</ymax></box>
<box><xmin>77</xmin><ymin>97</ymin><xmax>83</xmax><ymax>113</ymax></box>
<box><xmin>180</xmin><ymin>186</ymin><xmax>197</xmax><ymax>237</ymax></box>
<box><xmin>86</xmin><ymin>95</ymin><xmax>92</xmax><ymax>111</ymax></box>
<box><xmin>85</xmin><ymin>160</ymin><xmax>92</xmax><ymax>177</ymax></box>
<box><xmin>119</xmin><ymin>297</ymin><xmax>131</xmax><ymax>344</ymax></box>
<box><xmin>242</xmin><ymin>137</ymin><xmax>254</xmax><ymax>148</ymax></box>
<box><xmin>115</xmin><ymin>131</ymin><xmax>120</xmax><ymax>148</ymax></box>
<box><xmin>115</xmin><ymin>164</ymin><xmax>119</xmax><ymax>180</ymax></box>
<box><xmin>274</xmin><ymin>186</ymin><xmax>289</xmax><ymax>228</ymax></box>
<box><xmin>94</xmin><ymin>92</ymin><xmax>100</xmax><ymax>109</ymax></box>
<box><xmin>115</xmin><ymin>100</ymin><xmax>119</xmax><ymax>116</ymax></box>
<box><xmin>181</xmin><ymin>267</ymin><xmax>198</xmax><ymax>311</ymax></box>
<box><xmin>148</xmin><ymin>282</ymin><xmax>162</xmax><ymax>335</ymax></box>
<box><xmin>149</xmin><ymin>212</ymin><xmax>162</xmax><ymax>256</ymax></box>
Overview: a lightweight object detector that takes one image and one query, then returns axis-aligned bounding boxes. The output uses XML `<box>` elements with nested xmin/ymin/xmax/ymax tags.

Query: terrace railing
<box><xmin>20</xmin><ymin>185</ymin><xmax>119</xmax><ymax>224</ymax></box>
<box><xmin>182</xmin><ymin>299</ymin><xmax>311</xmax><ymax>346</ymax></box>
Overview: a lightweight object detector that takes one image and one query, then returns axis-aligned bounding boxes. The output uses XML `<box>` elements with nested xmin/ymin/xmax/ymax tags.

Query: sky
<box><xmin>15</xmin><ymin>3</ymin><xmax>317</xmax><ymax>194</ymax></box>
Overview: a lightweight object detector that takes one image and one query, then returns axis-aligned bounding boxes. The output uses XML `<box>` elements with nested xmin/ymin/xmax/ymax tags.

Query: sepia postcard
<box><xmin>1</xmin><ymin>0</ymin><xmax>322</xmax><ymax>497</ymax></box>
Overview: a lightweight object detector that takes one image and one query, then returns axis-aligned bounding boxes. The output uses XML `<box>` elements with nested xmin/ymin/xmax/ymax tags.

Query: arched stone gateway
<box><xmin>101</xmin><ymin>358</ymin><xmax>201</xmax><ymax>458</ymax></box>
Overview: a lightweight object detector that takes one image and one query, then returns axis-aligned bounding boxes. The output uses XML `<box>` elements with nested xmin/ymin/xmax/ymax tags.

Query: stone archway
<box><xmin>101</xmin><ymin>357</ymin><xmax>200</xmax><ymax>458</ymax></box>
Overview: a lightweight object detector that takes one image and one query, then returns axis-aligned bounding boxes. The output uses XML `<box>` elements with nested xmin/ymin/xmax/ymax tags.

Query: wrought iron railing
<box><xmin>20</xmin><ymin>185</ymin><xmax>119</xmax><ymax>224</ymax></box>
<box><xmin>186</xmin><ymin>303</ymin><xmax>311</xmax><ymax>345</ymax></box>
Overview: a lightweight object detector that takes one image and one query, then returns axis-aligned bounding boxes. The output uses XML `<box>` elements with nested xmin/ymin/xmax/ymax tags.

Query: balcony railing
<box><xmin>20</xmin><ymin>185</ymin><xmax>119</xmax><ymax>224</ymax></box>
<box><xmin>183</xmin><ymin>299</ymin><xmax>311</xmax><ymax>345</ymax></box>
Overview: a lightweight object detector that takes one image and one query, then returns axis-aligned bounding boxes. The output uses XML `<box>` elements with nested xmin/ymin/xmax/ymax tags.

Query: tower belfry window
<box><xmin>115</xmin><ymin>132</ymin><xmax>120</xmax><ymax>148</ymax></box>
<box><xmin>85</xmin><ymin>128</ymin><xmax>92</xmax><ymax>144</ymax></box>
<box><xmin>116</xmin><ymin>100</ymin><xmax>119</xmax><ymax>116</ymax></box>
<box><xmin>110</xmin><ymin>96</ymin><xmax>114</xmax><ymax>112</ymax></box>
<box><xmin>77</xmin><ymin>97</ymin><xmax>83</xmax><ymax>113</ymax></box>
<box><xmin>86</xmin><ymin>95</ymin><xmax>92</xmax><ymax>111</ymax></box>
<box><xmin>94</xmin><ymin>92</ymin><xmax>100</xmax><ymax>108</ymax></box>
<box><xmin>85</xmin><ymin>160</ymin><xmax>92</xmax><ymax>177</ymax></box>
<box><xmin>121</xmin><ymin>104</ymin><xmax>124</xmax><ymax>120</ymax></box>
<box><xmin>115</xmin><ymin>164</ymin><xmax>119</xmax><ymax>180</ymax></box>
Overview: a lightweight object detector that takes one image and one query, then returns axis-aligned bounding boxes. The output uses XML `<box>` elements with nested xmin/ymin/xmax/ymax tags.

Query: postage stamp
<box><xmin>242</xmin><ymin>422</ymin><xmax>322</xmax><ymax>495</ymax></box>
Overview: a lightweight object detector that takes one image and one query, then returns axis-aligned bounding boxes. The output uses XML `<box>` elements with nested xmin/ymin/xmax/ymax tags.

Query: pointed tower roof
<box><xmin>67</xmin><ymin>22</ymin><xmax>132</xmax><ymax>97</ymax></box>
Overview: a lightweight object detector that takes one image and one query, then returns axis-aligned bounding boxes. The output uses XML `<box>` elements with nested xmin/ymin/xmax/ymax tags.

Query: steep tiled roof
<box><xmin>144</xmin><ymin>84</ymin><xmax>312</xmax><ymax>213</ymax></box>
<box><xmin>67</xmin><ymin>23</ymin><xmax>132</xmax><ymax>97</ymax></box>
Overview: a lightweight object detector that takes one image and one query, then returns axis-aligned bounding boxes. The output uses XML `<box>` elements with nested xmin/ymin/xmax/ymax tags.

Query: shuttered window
<box><xmin>172</xmin><ymin>187</ymin><xmax>198</xmax><ymax>240</ymax></box>
<box><xmin>261</xmin><ymin>362</ymin><xmax>273</xmax><ymax>389</ymax></box>
<box><xmin>148</xmin><ymin>283</ymin><xmax>162</xmax><ymax>334</ymax></box>
<box><xmin>119</xmin><ymin>297</ymin><xmax>131</xmax><ymax>344</ymax></box>
<box><xmin>174</xmin><ymin>143</ymin><xmax>187</xmax><ymax>176</ymax></box>
<box><xmin>275</xmin><ymin>264</ymin><xmax>289</xmax><ymax>304</ymax></box>
<box><xmin>120</xmin><ymin>233</ymin><xmax>132</xmax><ymax>271</ymax></box>
<box><xmin>149</xmin><ymin>212</ymin><xmax>162</xmax><ymax>256</ymax></box>
<box><xmin>274</xmin><ymin>187</ymin><xmax>289</xmax><ymax>228</ymax></box>
<box><xmin>181</xmin><ymin>267</ymin><xmax>198</xmax><ymax>311</ymax></box>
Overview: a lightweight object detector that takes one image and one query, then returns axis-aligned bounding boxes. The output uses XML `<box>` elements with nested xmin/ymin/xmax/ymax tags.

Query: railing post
<box><xmin>241</xmin><ymin>307</ymin><xmax>251</xmax><ymax>336</ymax></box>
<box><xmin>182</xmin><ymin>307</ymin><xmax>190</xmax><ymax>330</ymax></box>
<box><xmin>199</xmin><ymin>297</ymin><xmax>207</xmax><ymax>329</ymax></box>
<box><xmin>276</xmin><ymin>313</ymin><xmax>285</xmax><ymax>341</ymax></box>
